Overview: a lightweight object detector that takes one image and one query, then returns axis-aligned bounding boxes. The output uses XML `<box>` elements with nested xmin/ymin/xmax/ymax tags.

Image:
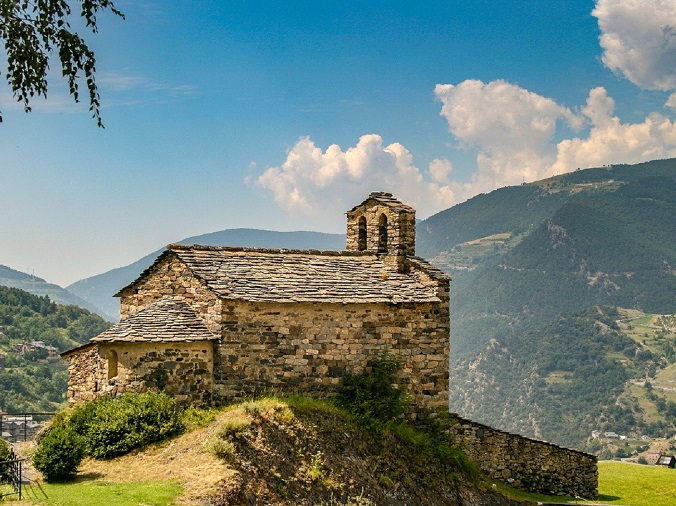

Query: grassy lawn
<box><xmin>1</xmin><ymin>478</ymin><xmax>181</xmax><ymax>506</ymax></box>
<box><xmin>590</xmin><ymin>461</ymin><xmax>676</xmax><ymax>506</ymax></box>
<box><xmin>498</xmin><ymin>460</ymin><xmax>676</xmax><ymax>505</ymax></box>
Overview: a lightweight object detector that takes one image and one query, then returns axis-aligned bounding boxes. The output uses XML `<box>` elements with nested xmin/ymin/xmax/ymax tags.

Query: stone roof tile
<box><xmin>92</xmin><ymin>296</ymin><xmax>218</xmax><ymax>343</ymax></box>
<box><xmin>346</xmin><ymin>192</ymin><xmax>415</xmax><ymax>214</ymax></box>
<box><xmin>168</xmin><ymin>244</ymin><xmax>440</xmax><ymax>304</ymax></box>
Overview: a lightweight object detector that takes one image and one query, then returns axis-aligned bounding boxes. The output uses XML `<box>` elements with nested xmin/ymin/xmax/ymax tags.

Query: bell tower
<box><xmin>346</xmin><ymin>192</ymin><xmax>416</xmax><ymax>272</ymax></box>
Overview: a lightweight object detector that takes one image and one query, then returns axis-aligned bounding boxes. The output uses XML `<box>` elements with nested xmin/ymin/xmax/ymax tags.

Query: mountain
<box><xmin>414</xmin><ymin>158</ymin><xmax>676</xmax><ymax>449</ymax></box>
<box><xmin>0</xmin><ymin>264</ymin><xmax>109</xmax><ymax>319</ymax></box>
<box><xmin>63</xmin><ymin>158</ymin><xmax>676</xmax><ymax>450</ymax></box>
<box><xmin>67</xmin><ymin>229</ymin><xmax>345</xmax><ymax>321</ymax></box>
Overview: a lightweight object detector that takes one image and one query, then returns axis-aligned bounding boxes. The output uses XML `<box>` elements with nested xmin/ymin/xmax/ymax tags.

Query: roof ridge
<box><xmin>168</xmin><ymin>244</ymin><xmax>375</xmax><ymax>257</ymax></box>
<box><xmin>346</xmin><ymin>192</ymin><xmax>415</xmax><ymax>214</ymax></box>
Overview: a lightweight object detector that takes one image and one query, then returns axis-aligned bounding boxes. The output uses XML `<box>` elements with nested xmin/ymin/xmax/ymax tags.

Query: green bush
<box><xmin>31</xmin><ymin>393</ymin><xmax>183</xmax><ymax>480</ymax></box>
<box><xmin>337</xmin><ymin>352</ymin><xmax>409</xmax><ymax>424</ymax></box>
<box><xmin>70</xmin><ymin>392</ymin><xmax>183</xmax><ymax>459</ymax></box>
<box><xmin>32</xmin><ymin>424</ymin><xmax>85</xmax><ymax>482</ymax></box>
<box><xmin>0</xmin><ymin>437</ymin><xmax>11</xmax><ymax>482</ymax></box>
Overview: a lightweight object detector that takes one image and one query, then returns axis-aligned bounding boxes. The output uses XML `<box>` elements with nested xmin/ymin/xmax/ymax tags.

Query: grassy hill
<box><xmin>12</xmin><ymin>397</ymin><xmax>676</xmax><ymax>505</ymax></box>
<box><xmin>13</xmin><ymin>397</ymin><xmax>537</xmax><ymax>505</ymax></box>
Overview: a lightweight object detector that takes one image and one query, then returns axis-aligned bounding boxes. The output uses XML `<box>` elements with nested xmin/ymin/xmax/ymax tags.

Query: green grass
<box><xmin>494</xmin><ymin>460</ymin><xmax>676</xmax><ymax>505</ymax></box>
<box><xmin>2</xmin><ymin>479</ymin><xmax>181</xmax><ymax>506</ymax></box>
<box><xmin>590</xmin><ymin>461</ymin><xmax>676</xmax><ymax>505</ymax></box>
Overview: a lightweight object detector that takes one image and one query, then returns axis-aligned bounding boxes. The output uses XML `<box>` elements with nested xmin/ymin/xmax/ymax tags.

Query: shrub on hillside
<box><xmin>0</xmin><ymin>437</ymin><xmax>11</xmax><ymax>482</ymax></box>
<box><xmin>32</xmin><ymin>424</ymin><xmax>85</xmax><ymax>482</ymax></box>
<box><xmin>337</xmin><ymin>352</ymin><xmax>409</xmax><ymax>424</ymax></box>
<box><xmin>69</xmin><ymin>392</ymin><xmax>183</xmax><ymax>459</ymax></box>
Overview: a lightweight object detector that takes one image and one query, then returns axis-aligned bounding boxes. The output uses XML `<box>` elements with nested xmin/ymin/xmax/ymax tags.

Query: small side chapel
<box><xmin>62</xmin><ymin>192</ymin><xmax>450</xmax><ymax>417</ymax></box>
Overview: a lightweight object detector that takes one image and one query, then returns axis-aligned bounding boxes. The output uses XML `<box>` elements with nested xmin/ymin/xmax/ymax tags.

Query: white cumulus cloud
<box><xmin>593</xmin><ymin>0</ymin><xmax>676</xmax><ymax>91</ymax></box>
<box><xmin>429</xmin><ymin>157</ymin><xmax>454</xmax><ymax>184</ymax></box>
<box><xmin>553</xmin><ymin>87</ymin><xmax>676</xmax><ymax>172</ymax></box>
<box><xmin>666</xmin><ymin>92</ymin><xmax>676</xmax><ymax>110</ymax></box>
<box><xmin>257</xmin><ymin>76</ymin><xmax>676</xmax><ymax>223</ymax></box>
<box><xmin>253</xmin><ymin>134</ymin><xmax>459</xmax><ymax>221</ymax></box>
<box><xmin>435</xmin><ymin>79</ymin><xmax>676</xmax><ymax>193</ymax></box>
<box><xmin>434</xmin><ymin>79</ymin><xmax>582</xmax><ymax>194</ymax></box>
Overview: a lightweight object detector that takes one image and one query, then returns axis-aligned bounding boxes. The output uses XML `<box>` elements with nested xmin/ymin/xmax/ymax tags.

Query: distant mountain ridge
<box><xmin>66</xmin><ymin>228</ymin><xmax>345</xmax><ymax>321</ymax></box>
<box><xmin>0</xmin><ymin>264</ymin><xmax>108</xmax><ymax>318</ymax></box>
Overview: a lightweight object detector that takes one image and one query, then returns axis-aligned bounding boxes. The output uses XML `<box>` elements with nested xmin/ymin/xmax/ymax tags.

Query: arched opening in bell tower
<box><xmin>357</xmin><ymin>216</ymin><xmax>367</xmax><ymax>251</ymax></box>
<box><xmin>378</xmin><ymin>213</ymin><xmax>388</xmax><ymax>253</ymax></box>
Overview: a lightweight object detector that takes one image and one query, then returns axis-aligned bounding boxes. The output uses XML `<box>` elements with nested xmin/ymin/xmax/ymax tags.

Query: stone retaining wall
<box><xmin>448</xmin><ymin>415</ymin><xmax>598</xmax><ymax>498</ymax></box>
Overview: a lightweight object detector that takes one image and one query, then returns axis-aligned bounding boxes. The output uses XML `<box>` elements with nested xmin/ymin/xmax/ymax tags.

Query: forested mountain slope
<box><xmin>0</xmin><ymin>286</ymin><xmax>110</xmax><ymax>412</ymax></box>
<box><xmin>415</xmin><ymin>158</ymin><xmax>676</xmax><ymax>449</ymax></box>
<box><xmin>0</xmin><ymin>265</ymin><xmax>108</xmax><ymax>319</ymax></box>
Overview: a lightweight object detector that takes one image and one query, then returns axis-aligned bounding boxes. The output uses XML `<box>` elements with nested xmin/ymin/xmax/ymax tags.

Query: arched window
<box><xmin>378</xmin><ymin>213</ymin><xmax>388</xmax><ymax>253</ymax></box>
<box><xmin>357</xmin><ymin>216</ymin><xmax>367</xmax><ymax>251</ymax></box>
<box><xmin>107</xmin><ymin>349</ymin><xmax>118</xmax><ymax>379</ymax></box>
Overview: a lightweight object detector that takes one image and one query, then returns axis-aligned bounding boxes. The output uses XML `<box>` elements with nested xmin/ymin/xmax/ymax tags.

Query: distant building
<box><xmin>656</xmin><ymin>455</ymin><xmax>676</xmax><ymax>468</ymax></box>
<box><xmin>647</xmin><ymin>452</ymin><xmax>662</xmax><ymax>465</ymax></box>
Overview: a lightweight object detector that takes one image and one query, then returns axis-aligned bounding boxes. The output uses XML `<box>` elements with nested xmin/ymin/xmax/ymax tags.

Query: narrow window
<box><xmin>108</xmin><ymin>349</ymin><xmax>118</xmax><ymax>379</ymax></box>
<box><xmin>357</xmin><ymin>216</ymin><xmax>367</xmax><ymax>251</ymax></box>
<box><xmin>378</xmin><ymin>213</ymin><xmax>388</xmax><ymax>253</ymax></box>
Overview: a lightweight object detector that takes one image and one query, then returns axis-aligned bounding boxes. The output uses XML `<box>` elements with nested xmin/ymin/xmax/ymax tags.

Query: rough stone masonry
<box><xmin>61</xmin><ymin>191</ymin><xmax>597</xmax><ymax>498</ymax></box>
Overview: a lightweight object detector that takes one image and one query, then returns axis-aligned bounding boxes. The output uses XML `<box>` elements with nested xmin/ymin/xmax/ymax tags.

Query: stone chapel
<box><xmin>60</xmin><ymin>192</ymin><xmax>600</xmax><ymax>498</ymax></box>
<box><xmin>62</xmin><ymin>192</ymin><xmax>450</xmax><ymax>417</ymax></box>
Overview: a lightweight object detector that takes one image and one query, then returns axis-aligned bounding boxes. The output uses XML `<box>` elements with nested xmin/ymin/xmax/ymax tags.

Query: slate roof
<box><xmin>120</xmin><ymin>244</ymin><xmax>445</xmax><ymax>304</ymax></box>
<box><xmin>346</xmin><ymin>192</ymin><xmax>415</xmax><ymax>214</ymax></box>
<box><xmin>91</xmin><ymin>296</ymin><xmax>218</xmax><ymax>343</ymax></box>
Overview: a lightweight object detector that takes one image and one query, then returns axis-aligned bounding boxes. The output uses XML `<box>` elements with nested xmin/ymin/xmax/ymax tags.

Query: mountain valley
<box><xmin>2</xmin><ymin>158</ymin><xmax>675</xmax><ymax>453</ymax></box>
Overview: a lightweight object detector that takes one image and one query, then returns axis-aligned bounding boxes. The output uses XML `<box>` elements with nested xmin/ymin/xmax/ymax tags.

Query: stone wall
<box><xmin>64</xmin><ymin>341</ymin><xmax>214</xmax><ymax>405</ymax></box>
<box><xmin>99</xmin><ymin>341</ymin><xmax>214</xmax><ymax>405</ymax></box>
<box><xmin>119</xmin><ymin>254</ymin><xmax>223</xmax><ymax>333</ymax></box>
<box><xmin>215</xmin><ymin>298</ymin><xmax>449</xmax><ymax>417</ymax></box>
<box><xmin>448</xmin><ymin>415</ymin><xmax>598</xmax><ymax>499</ymax></box>
<box><xmin>118</xmin><ymin>253</ymin><xmax>450</xmax><ymax>418</ymax></box>
<box><xmin>63</xmin><ymin>344</ymin><xmax>106</xmax><ymax>403</ymax></box>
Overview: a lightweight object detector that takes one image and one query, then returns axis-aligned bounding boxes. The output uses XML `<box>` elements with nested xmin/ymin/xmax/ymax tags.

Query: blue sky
<box><xmin>1</xmin><ymin>0</ymin><xmax>676</xmax><ymax>286</ymax></box>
